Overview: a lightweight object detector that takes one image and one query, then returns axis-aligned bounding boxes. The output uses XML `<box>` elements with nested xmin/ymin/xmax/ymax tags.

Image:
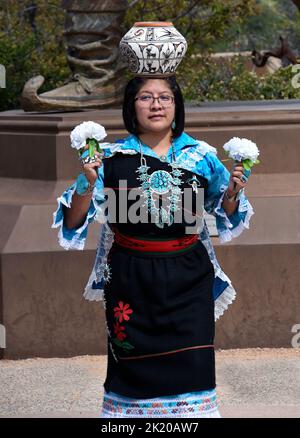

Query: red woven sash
<box><xmin>113</xmin><ymin>227</ymin><xmax>199</xmax><ymax>252</ymax></box>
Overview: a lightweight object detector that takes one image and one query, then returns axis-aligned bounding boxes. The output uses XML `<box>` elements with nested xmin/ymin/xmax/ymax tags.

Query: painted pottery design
<box><xmin>119</xmin><ymin>21</ymin><xmax>187</xmax><ymax>76</ymax></box>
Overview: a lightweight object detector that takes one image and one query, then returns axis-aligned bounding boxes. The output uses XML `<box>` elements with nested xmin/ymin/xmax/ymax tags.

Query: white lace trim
<box><xmin>83</xmin><ymin>268</ymin><xmax>103</xmax><ymax>300</ymax></box>
<box><xmin>51</xmin><ymin>183</ymin><xmax>83</xmax><ymax>250</ymax></box>
<box><xmin>51</xmin><ymin>182</ymin><xmax>105</xmax><ymax>251</ymax></box>
<box><xmin>199</xmin><ymin>220</ymin><xmax>237</xmax><ymax>321</ymax></box>
<box><xmin>214</xmin><ymin>283</ymin><xmax>237</xmax><ymax>321</ymax></box>
<box><xmin>214</xmin><ymin>185</ymin><xmax>255</xmax><ymax>244</ymax></box>
<box><xmin>106</xmin><ymin>144</ymin><xmax>137</xmax><ymax>157</ymax></box>
<box><xmin>98</xmin><ymin>141</ymin><xmax>138</xmax><ymax>158</ymax></box>
<box><xmin>56</xmin><ymin>225</ymin><xmax>86</xmax><ymax>251</ymax></box>
<box><xmin>196</xmin><ymin>140</ymin><xmax>218</xmax><ymax>156</ymax></box>
<box><xmin>218</xmin><ymin>203</ymin><xmax>255</xmax><ymax>244</ymax></box>
<box><xmin>214</xmin><ymin>185</ymin><xmax>234</xmax><ymax>228</ymax></box>
<box><xmin>176</xmin><ymin>141</ymin><xmax>217</xmax><ymax>173</ymax></box>
<box><xmin>83</xmin><ymin>222</ymin><xmax>115</xmax><ymax>302</ymax></box>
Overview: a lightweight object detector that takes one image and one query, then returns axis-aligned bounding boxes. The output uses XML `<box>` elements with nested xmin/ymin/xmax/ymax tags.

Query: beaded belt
<box><xmin>112</xmin><ymin>227</ymin><xmax>199</xmax><ymax>253</ymax></box>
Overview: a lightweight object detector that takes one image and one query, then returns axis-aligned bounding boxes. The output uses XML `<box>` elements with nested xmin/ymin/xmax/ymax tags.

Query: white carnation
<box><xmin>70</xmin><ymin>121</ymin><xmax>107</xmax><ymax>150</ymax></box>
<box><xmin>223</xmin><ymin>137</ymin><xmax>260</xmax><ymax>162</ymax></box>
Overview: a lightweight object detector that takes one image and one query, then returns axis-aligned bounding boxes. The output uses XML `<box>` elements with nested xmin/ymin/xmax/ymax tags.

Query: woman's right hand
<box><xmin>81</xmin><ymin>146</ymin><xmax>103</xmax><ymax>185</ymax></box>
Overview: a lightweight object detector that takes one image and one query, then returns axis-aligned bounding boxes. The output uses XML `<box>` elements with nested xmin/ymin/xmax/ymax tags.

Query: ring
<box><xmin>240</xmin><ymin>174</ymin><xmax>248</xmax><ymax>183</ymax></box>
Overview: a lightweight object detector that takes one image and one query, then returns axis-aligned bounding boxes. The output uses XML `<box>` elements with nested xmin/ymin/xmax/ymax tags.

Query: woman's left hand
<box><xmin>227</xmin><ymin>161</ymin><xmax>250</xmax><ymax>197</ymax></box>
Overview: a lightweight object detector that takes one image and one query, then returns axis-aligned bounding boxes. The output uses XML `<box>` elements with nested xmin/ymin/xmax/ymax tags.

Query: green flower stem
<box><xmin>77</xmin><ymin>139</ymin><xmax>104</xmax><ymax>159</ymax></box>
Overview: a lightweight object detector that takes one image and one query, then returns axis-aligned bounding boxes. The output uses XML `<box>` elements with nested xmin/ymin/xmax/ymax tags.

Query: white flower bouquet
<box><xmin>70</xmin><ymin>121</ymin><xmax>109</xmax><ymax>160</ymax></box>
<box><xmin>222</xmin><ymin>136</ymin><xmax>260</xmax><ymax>191</ymax></box>
<box><xmin>223</xmin><ymin>137</ymin><xmax>260</xmax><ymax>171</ymax></box>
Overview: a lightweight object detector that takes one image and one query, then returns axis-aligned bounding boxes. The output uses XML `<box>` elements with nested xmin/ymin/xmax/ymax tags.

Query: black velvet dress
<box><xmin>101</xmin><ymin>151</ymin><xmax>216</xmax><ymax>399</ymax></box>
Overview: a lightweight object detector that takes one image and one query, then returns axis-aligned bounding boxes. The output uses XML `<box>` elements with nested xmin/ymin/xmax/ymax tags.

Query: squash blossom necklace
<box><xmin>135</xmin><ymin>138</ymin><xmax>184</xmax><ymax>228</ymax></box>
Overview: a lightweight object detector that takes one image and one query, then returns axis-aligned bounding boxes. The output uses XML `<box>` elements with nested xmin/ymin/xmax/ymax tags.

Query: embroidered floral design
<box><xmin>113</xmin><ymin>321</ymin><xmax>127</xmax><ymax>341</ymax></box>
<box><xmin>114</xmin><ymin>301</ymin><xmax>133</xmax><ymax>322</ymax></box>
<box><xmin>112</xmin><ymin>301</ymin><xmax>134</xmax><ymax>353</ymax></box>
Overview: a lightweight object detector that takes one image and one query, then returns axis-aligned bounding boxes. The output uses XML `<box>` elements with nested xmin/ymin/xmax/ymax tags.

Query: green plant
<box><xmin>177</xmin><ymin>55</ymin><xmax>300</xmax><ymax>101</ymax></box>
<box><xmin>0</xmin><ymin>0</ymin><xmax>68</xmax><ymax>111</ymax></box>
<box><xmin>0</xmin><ymin>0</ymin><xmax>298</xmax><ymax>110</ymax></box>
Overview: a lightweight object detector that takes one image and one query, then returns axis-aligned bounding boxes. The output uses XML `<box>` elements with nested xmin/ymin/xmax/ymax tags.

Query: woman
<box><xmin>52</xmin><ymin>75</ymin><xmax>253</xmax><ymax>418</ymax></box>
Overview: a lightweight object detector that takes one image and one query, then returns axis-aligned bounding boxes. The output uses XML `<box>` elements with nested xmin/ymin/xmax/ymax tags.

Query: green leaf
<box><xmin>88</xmin><ymin>143</ymin><xmax>94</xmax><ymax>158</ymax></box>
<box><xmin>242</xmin><ymin>159</ymin><xmax>253</xmax><ymax>170</ymax></box>
<box><xmin>113</xmin><ymin>338</ymin><xmax>123</xmax><ymax>347</ymax></box>
<box><xmin>121</xmin><ymin>342</ymin><xmax>135</xmax><ymax>351</ymax></box>
<box><xmin>96</xmin><ymin>143</ymin><xmax>103</xmax><ymax>154</ymax></box>
<box><xmin>112</xmin><ymin>338</ymin><xmax>135</xmax><ymax>351</ymax></box>
<box><xmin>89</xmin><ymin>139</ymin><xmax>97</xmax><ymax>149</ymax></box>
<box><xmin>86</xmin><ymin>138</ymin><xmax>99</xmax><ymax>157</ymax></box>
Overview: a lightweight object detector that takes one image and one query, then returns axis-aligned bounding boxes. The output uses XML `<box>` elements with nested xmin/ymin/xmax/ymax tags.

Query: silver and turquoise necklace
<box><xmin>135</xmin><ymin>138</ymin><xmax>184</xmax><ymax>228</ymax></box>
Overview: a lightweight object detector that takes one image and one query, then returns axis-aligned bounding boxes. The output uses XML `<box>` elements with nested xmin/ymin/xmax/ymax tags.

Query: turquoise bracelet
<box><xmin>76</xmin><ymin>173</ymin><xmax>94</xmax><ymax>196</ymax></box>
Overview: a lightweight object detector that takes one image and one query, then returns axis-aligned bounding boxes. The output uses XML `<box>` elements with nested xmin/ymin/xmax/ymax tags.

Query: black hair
<box><xmin>122</xmin><ymin>76</ymin><xmax>185</xmax><ymax>139</ymax></box>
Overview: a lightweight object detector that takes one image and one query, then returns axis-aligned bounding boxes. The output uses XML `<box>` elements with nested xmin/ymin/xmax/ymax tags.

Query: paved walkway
<box><xmin>0</xmin><ymin>348</ymin><xmax>299</xmax><ymax>418</ymax></box>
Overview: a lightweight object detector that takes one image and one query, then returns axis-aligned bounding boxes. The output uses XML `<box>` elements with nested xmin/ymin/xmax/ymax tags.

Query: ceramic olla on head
<box><xmin>119</xmin><ymin>21</ymin><xmax>188</xmax><ymax>77</ymax></box>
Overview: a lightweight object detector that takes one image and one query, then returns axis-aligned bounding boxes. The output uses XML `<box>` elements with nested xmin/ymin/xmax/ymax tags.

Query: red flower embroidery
<box><xmin>112</xmin><ymin>300</ymin><xmax>135</xmax><ymax>354</ymax></box>
<box><xmin>114</xmin><ymin>322</ymin><xmax>127</xmax><ymax>341</ymax></box>
<box><xmin>114</xmin><ymin>301</ymin><xmax>133</xmax><ymax>323</ymax></box>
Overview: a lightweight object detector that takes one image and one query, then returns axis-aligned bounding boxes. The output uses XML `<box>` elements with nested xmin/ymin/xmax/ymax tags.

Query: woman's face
<box><xmin>134</xmin><ymin>79</ymin><xmax>175</xmax><ymax>135</ymax></box>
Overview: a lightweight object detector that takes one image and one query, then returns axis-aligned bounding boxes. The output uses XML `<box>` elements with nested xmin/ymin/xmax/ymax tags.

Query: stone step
<box><xmin>1</xmin><ymin>171</ymin><xmax>300</xmax><ymax>200</ymax></box>
<box><xmin>1</xmin><ymin>173</ymin><xmax>299</xmax><ymax>247</ymax></box>
<box><xmin>1</xmin><ymin>105</ymin><xmax>300</xmax><ymax>179</ymax></box>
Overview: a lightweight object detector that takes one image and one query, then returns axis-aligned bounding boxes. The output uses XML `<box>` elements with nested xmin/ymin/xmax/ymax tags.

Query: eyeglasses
<box><xmin>134</xmin><ymin>94</ymin><xmax>174</xmax><ymax>108</ymax></box>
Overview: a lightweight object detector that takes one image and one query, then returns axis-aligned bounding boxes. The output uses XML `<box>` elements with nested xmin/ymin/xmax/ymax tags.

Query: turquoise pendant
<box><xmin>136</xmin><ymin>163</ymin><xmax>183</xmax><ymax>228</ymax></box>
<box><xmin>149</xmin><ymin>170</ymin><xmax>172</xmax><ymax>194</ymax></box>
<box><xmin>136</xmin><ymin>139</ymin><xmax>184</xmax><ymax>228</ymax></box>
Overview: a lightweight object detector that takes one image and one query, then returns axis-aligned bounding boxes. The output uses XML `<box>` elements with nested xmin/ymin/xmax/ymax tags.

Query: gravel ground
<box><xmin>0</xmin><ymin>348</ymin><xmax>299</xmax><ymax>418</ymax></box>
